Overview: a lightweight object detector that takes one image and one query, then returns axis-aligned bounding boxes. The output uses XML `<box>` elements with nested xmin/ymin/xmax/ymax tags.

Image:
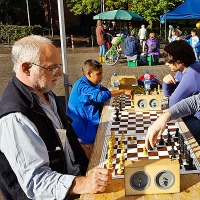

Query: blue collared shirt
<box><xmin>67</xmin><ymin>76</ymin><xmax>111</xmax><ymax>144</ymax></box>
<box><xmin>0</xmin><ymin>92</ymin><xmax>79</xmax><ymax>200</ymax></box>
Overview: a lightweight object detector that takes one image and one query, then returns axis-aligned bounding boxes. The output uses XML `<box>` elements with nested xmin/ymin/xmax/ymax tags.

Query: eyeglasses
<box><xmin>29</xmin><ymin>62</ymin><xmax>62</xmax><ymax>75</ymax></box>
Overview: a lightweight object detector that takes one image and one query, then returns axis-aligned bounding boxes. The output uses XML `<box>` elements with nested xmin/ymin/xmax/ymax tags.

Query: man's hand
<box><xmin>69</xmin><ymin>168</ymin><xmax>113</xmax><ymax>194</ymax></box>
<box><xmin>124</xmin><ymin>90</ymin><xmax>133</xmax><ymax>99</ymax></box>
<box><xmin>111</xmin><ymin>89</ymin><xmax>133</xmax><ymax>99</ymax></box>
<box><xmin>145</xmin><ymin>112</ymin><xmax>171</xmax><ymax>149</ymax></box>
<box><xmin>163</xmin><ymin>74</ymin><xmax>177</xmax><ymax>84</ymax></box>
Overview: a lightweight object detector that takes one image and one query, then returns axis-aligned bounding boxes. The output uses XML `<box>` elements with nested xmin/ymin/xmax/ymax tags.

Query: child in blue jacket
<box><xmin>67</xmin><ymin>59</ymin><xmax>133</xmax><ymax>158</ymax></box>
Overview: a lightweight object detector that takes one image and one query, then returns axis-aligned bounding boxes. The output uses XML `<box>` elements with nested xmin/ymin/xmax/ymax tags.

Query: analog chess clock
<box><xmin>134</xmin><ymin>94</ymin><xmax>162</xmax><ymax>111</ymax></box>
<box><xmin>124</xmin><ymin>159</ymin><xmax>180</xmax><ymax>195</ymax></box>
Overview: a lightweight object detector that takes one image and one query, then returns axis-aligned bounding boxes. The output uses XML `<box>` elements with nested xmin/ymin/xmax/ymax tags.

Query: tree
<box><xmin>66</xmin><ymin>0</ymin><xmax>184</xmax><ymax>27</ymax></box>
<box><xmin>129</xmin><ymin>0</ymin><xmax>184</xmax><ymax>28</ymax></box>
<box><xmin>0</xmin><ymin>0</ymin><xmax>45</xmax><ymax>25</ymax></box>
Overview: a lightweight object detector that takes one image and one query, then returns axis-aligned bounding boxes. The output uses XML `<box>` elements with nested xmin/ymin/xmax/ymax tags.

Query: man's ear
<box><xmin>22</xmin><ymin>62</ymin><xmax>31</xmax><ymax>75</ymax></box>
<box><xmin>86</xmin><ymin>70</ymin><xmax>92</xmax><ymax>77</ymax></box>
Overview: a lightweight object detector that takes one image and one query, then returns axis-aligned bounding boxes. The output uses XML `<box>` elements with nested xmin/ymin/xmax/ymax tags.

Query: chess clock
<box><xmin>124</xmin><ymin>158</ymin><xmax>180</xmax><ymax>195</ymax></box>
<box><xmin>134</xmin><ymin>94</ymin><xmax>162</xmax><ymax>111</ymax></box>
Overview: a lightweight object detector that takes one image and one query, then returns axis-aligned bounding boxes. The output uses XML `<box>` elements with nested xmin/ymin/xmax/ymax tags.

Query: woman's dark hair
<box><xmin>163</xmin><ymin>40</ymin><xmax>196</xmax><ymax>67</ymax></box>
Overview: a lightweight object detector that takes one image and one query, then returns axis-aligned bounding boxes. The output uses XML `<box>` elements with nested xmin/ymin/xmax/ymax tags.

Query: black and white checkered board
<box><xmin>105</xmin><ymin>110</ymin><xmax>176</xmax><ymax>136</ymax></box>
<box><xmin>99</xmin><ymin>110</ymin><xmax>200</xmax><ymax>179</ymax></box>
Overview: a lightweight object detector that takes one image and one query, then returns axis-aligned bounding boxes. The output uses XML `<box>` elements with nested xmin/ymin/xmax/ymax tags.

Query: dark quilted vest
<box><xmin>0</xmin><ymin>76</ymin><xmax>88</xmax><ymax>199</ymax></box>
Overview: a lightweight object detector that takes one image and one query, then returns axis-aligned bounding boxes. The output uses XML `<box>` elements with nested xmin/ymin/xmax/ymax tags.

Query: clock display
<box><xmin>130</xmin><ymin>171</ymin><xmax>150</xmax><ymax>191</ymax></box>
<box><xmin>155</xmin><ymin>170</ymin><xmax>175</xmax><ymax>189</ymax></box>
<box><xmin>137</xmin><ymin>99</ymin><xmax>147</xmax><ymax>109</ymax></box>
<box><xmin>149</xmin><ymin>99</ymin><xmax>159</xmax><ymax>108</ymax></box>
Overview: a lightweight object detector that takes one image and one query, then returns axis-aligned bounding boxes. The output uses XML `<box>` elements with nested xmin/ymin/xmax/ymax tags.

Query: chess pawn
<box><xmin>106</xmin><ymin>156</ymin><xmax>113</xmax><ymax>169</ymax></box>
<box><xmin>142</xmin><ymin>146</ymin><xmax>148</xmax><ymax>156</ymax></box>
<box><xmin>108</xmin><ymin>139</ymin><xmax>113</xmax><ymax>148</ymax></box>
<box><xmin>130</xmin><ymin>135</ymin><xmax>134</xmax><ymax>143</ymax></box>
<box><xmin>111</xmin><ymin>131</ymin><xmax>116</xmax><ymax>146</ymax></box>
<box><xmin>120</xmin><ymin>150</ymin><xmax>125</xmax><ymax>161</ymax></box>
<box><xmin>108</xmin><ymin>140</ymin><xmax>114</xmax><ymax>156</ymax></box>
<box><xmin>119</xmin><ymin>138</ymin><xmax>123</xmax><ymax>149</ymax></box>
<box><xmin>108</xmin><ymin>147</ymin><xmax>114</xmax><ymax>157</ymax></box>
<box><xmin>121</xmin><ymin>131</ymin><xmax>125</xmax><ymax>140</ymax></box>
<box><xmin>117</xmin><ymin>164</ymin><xmax>123</xmax><ymax>174</ymax></box>
<box><xmin>121</xmin><ymin>143</ymin><xmax>126</xmax><ymax>153</ymax></box>
<box><xmin>119</xmin><ymin>155</ymin><xmax>124</xmax><ymax>166</ymax></box>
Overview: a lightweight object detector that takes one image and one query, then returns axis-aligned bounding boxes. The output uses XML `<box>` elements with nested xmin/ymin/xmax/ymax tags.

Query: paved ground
<box><xmin>0</xmin><ymin>36</ymin><xmax>174</xmax><ymax>199</ymax></box>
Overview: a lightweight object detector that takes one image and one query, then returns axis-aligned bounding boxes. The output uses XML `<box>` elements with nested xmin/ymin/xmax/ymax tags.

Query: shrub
<box><xmin>0</xmin><ymin>25</ymin><xmax>42</xmax><ymax>43</ymax></box>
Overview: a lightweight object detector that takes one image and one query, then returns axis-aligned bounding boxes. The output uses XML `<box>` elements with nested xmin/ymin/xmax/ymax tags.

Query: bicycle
<box><xmin>104</xmin><ymin>35</ymin><xmax>123</xmax><ymax>66</ymax></box>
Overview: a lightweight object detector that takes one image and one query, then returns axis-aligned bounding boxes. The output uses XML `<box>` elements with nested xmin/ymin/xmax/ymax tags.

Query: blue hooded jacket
<box><xmin>124</xmin><ymin>36</ymin><xmax>139</xmax><ymax>56</ymax></box>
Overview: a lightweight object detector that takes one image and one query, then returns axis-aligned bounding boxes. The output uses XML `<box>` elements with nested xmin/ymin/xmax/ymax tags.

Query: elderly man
<box><xmin>0</xmin><ymin>35</ymin><xmax>112</xmax><ymax>200</ymax></box>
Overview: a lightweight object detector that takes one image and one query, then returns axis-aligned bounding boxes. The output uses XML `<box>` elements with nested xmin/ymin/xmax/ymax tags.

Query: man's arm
<box><xmin>145</xmin><ymin>93</ymin><xmax>200</xmax><ymax>149</ymax></box>
<box><xmin>169</xmin><ymin>93</ymin><xmax>200</xmax><ymax>119</ymax></box>
<box><xmin>0</xmin><ymin>113</ymin><xmax>75</xmax><ymax>200</ymax></box>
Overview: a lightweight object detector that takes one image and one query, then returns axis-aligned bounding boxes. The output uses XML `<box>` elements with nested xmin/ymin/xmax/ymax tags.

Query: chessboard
<box><xmin>99</xmin><ymin>110</ymin><xmax>200</xmax><ymax>179</ymax></box>
<box><xmin>105</xmin><ymin>110</ymin><xmax>174</xmax><ymax>135</ymax></box>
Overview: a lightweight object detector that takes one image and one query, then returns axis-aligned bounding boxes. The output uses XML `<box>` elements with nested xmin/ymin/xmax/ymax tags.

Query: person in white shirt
<box><xmin>138</xmin><ymin>24</ymin><xmax>147</xmax><ymax>53</ymax></box>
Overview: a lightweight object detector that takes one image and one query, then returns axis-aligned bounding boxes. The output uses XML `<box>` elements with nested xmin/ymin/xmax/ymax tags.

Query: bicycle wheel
<box><xmin>104</xmin><ymin>49</ymin><xmax>120</xmax><ymax>66</ymax></box>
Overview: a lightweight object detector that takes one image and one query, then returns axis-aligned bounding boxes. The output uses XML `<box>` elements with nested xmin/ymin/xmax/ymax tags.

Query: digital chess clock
<box><xmin>124</xmin><ymin>158</ymin><xmax>180</xmax><ymax>195</ymax></box>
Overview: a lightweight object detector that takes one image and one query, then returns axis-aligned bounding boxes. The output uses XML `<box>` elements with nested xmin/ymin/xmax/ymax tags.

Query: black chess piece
<box><xmin>175</xmin><ymin>128</ymin><xmax>179</xmax><ymax>137</ymax></box>
<box><xmin>171</xmin><ymin>145</ymin><xmax>176</xmax><ymax>158</ymax></box>
<box><xmin>166</xmin><ymin>131</ymin><xmax>172</xmax><ymax>145</ymax></box>
<box><xmin>188</xmin><ymin>157</ymin><xmax>194</xmax><ymax>170</ymax></box>
<box><xmin>184</xmin><ymin>144</ymin><xmax>188</xmax><ymax>157</ymax></box>
<box><xmin>180</xmin><ymin>140</ymin><xmax>185</xmax><ymax>154</ymax></box>
<box><xmin>147</xmin><ymin>142</ymin><xmax>153</xmax><ymax>150</ymax></box>
<box><xmin>186</xmin><ymin>150</ymin><xmax>190</xmax><ymax>164</ymax></box>
<box><xmin>178</xmin><ymin>153</ymin><xmax>183</xmax><ymax>168</ymax></box>
<box><xmin>159</xmin><ymin>134</ymin><xmax>165</xmax><ymax>145</ymax></box>
<box><xmin>119</xmin><ymin>100</ymin><xmax>123</xmax><ymax>111</ymax></box>
<box><xmin>185</xmin><ymin>150</ymin><xmax>195</xmax><ymax>170</ymax></box>
<box><xmin>115</xmin><ymin>108</ymin><xmax>120</xmax><ymax>121</ymax></box>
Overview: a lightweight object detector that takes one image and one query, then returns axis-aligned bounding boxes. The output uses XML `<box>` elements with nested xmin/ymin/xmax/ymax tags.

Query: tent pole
<box><xmin>57</xmin><ymin>0</ymin><xmax>70</xmax><ymax>107</ymax></box>
<box><xmin>160</xmin><ymin>21</ymin><xmax>161</xmax><ymax>38</ymax></box>
<box><xmin>165</xmin><ymin>18</ymin><xmax>167</xmax><ymax>42</ymax></box>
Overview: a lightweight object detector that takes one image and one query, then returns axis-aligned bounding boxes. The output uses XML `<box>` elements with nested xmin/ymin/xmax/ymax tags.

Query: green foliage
<box><xmin>129</xmin><ymin>0</ymin><xmax>184</xmax><ymax>28</ymax></box>
<box><xmin>0</xmin><ymin>25</ymin><xmax>42</xmax><ymax>43</ymax></box>
<box><xmin>66</xmin><ymin>0</ymin><xmax>101</xmax><ymax>15</ymax></box>
<box><xmin>66</xmin><ymin>0</ymin><xmax>184</xmax><ymax>27</ymax></box>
